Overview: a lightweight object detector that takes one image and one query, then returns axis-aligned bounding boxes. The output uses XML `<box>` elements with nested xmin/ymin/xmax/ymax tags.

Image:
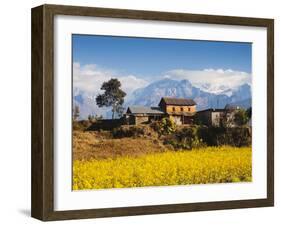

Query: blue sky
<box><xmin>72</xmin><ymin>34</ymin><xmax>252</xmax><ymax>79</ymax></box>
<box><xmin>73</xmin><ymin>34</ymin><xmax>252</xmax><ymax>98</ymax></box>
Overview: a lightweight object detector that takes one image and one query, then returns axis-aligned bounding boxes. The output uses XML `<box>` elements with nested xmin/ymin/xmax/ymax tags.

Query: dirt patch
<box><xmin>73</xmin><ymin>131</ymin><xmax>165</xmax><ymax>160</ymax></box>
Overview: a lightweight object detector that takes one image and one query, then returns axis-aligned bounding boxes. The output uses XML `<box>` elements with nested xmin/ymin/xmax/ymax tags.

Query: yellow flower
<box><xmin>73</xmin><ymin>146</ymin><xmax>252</xmax><ymax>190</ymax></box>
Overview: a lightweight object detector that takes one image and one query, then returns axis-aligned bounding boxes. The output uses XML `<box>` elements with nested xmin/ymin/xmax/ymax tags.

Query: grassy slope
<box><xmin>73</xmin><ymin>130</ymin><xmax>165</xmax><ymax>160</ymax></box>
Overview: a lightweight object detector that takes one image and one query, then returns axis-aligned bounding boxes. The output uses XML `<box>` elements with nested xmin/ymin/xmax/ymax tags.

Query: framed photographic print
<box><xmin>31</xmin><ymin>4</ymin><xmax>274</xmax><ymax>221</ymax></box>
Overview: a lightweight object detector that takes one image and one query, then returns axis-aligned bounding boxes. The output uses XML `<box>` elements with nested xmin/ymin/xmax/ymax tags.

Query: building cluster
<box><xmin>125</xmin><ymin>97</ymin><xmax>246</xmax><ymax>127</ymax></box>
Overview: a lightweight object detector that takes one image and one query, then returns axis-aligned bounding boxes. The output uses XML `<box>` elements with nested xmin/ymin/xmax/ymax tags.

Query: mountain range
<box><xmin>73</xmin><ymin>78</ymin><xmax>251</xmax><ymax>119</ymax></box>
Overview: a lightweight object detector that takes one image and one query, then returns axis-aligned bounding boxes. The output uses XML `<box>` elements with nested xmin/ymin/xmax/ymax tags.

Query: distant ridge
<box><xmin>74</xmin><ymin>78</ymin><xmax>252</xmax><ymax>119</ymax></box>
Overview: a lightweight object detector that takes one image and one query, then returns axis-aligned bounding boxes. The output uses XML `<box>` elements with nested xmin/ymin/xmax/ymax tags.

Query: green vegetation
<box><xmin>234</xmin><ymin>109</ymin><xmax>250</xmax><ymax>126</ymax></box>
<box><xmin>164</xmin><ymin>126</ymin><xmax>204</xmax><ymax>150</ymax></box>
<box><xmin>96</xmin><ymin>78</ymin><xmax>126</xmax><ymax>119</ymax></box>
<box><xmin>151</xmin><ymin>118</ymin><xmax>177</xmax><ymax>137</ymax></box>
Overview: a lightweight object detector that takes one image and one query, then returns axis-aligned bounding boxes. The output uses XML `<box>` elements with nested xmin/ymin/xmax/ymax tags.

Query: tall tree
<box><xmin>96</xmin><ymin>78</ymin><xmax>126</xmax><ymax>119</ymax></box>
<box><xmin>73</xmin><ymin>105</ymin><xmax>80</xmax><ymax>121</ymax></box>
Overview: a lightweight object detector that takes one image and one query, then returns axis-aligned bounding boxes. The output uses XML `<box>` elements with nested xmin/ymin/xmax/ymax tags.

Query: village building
<box><xmin>125</xmin><ymin>106</ymin><xmax>164</xmax><ymax>125</ymax></box>
<box><xmin>196</xmin><ymin>104</ymin><xmax>249</xmax><ymax>127</ymax></box>
<box><xmin>158</xmin><ymin>97</ymin><xmax>196</xmax><ymax>125</ymax></box>
<box><xmin>125</xmin><ymin>97</ymin><xmax>196</xmax><ymax>125</ymax></box>
<box><xmin>196</xmin><ymin>108</ymin><xmax>225</xmax><ymax>127</ymax></box>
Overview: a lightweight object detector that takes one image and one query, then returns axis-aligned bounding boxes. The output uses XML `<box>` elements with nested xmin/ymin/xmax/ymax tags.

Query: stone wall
<box><xmin>135</xmin><ymin>116</ymin><xmax>149</xmax><ymax>125</ymax></box>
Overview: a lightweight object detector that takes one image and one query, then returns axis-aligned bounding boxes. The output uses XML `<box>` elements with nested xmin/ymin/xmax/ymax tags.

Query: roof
<box><xmin>197</xmin><ymin>108</ymin><xmax>225</xmax><ymax>113</ymax></box>
<box><xmin>159</xmin><ymin>97</ymin><xmax>196</xmax><ymax>106</ymax></box>
<box><xmin>224</xmin><ymin>104</ymin><xmax>242</xmax><ymax>110</ymax></box>
<box><xmin>126</xmin><ymin>106</ymin><xmax>164</xmax><ymax>115</ymax></box>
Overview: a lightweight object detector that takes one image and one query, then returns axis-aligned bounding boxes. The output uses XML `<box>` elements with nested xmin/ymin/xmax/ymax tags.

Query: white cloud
<box><xmin>73</xmin><ymin>62</ymin><xmax>149</xmax><ymax>96</ymax></box>
<box><xmin>165</xmin><ymin>68</ymin><xmax>251</xmax><ymax>94</ymax></box>
<box><xmin>73</xmin><ymin>62</ymin><xmax>149</xmax><ymax>119</ymax></box>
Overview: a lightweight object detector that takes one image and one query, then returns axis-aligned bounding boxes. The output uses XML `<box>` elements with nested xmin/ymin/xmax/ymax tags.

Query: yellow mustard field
<box><xmin>73</xmin><ymin>146</ymin><xmax>252</xmax><ymax>190</ymax></box>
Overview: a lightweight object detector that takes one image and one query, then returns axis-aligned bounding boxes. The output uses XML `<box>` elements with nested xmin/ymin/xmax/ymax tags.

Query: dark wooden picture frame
<box><xmin>31</xmin><ymin>4</ymin><xmax>274</xmax><ymax>221</ymax></box>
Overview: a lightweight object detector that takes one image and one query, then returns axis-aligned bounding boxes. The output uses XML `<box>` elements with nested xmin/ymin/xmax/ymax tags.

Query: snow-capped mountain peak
<box><xmin>74</xmin><ymin>78</ymin><xmax>251</xmax><ymax>119</ymax></box>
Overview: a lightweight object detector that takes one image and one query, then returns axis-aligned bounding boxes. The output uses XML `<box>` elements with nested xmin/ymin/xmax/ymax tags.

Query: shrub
<box><xmin>86</xmin><ymin>119</ymin><xmax>123</xmax><ymax>131</ymax></box>
<box><xmin>197</xmin><ymin>126</ymin><xmax>227</xmax><ymax>146</ymax></box>
<box><xmin>246</xmin><ymin>107</ymin><xmax>252</xmax><ymax>119</ymax></box>
<box><xmin>112</xmin><ymin>125</ymin><xmax>157</xmax><ymax>138</ymax></box>
<box><xmin>230</xmin><ymin>127</ymin><xmax>252</xmax><ymax>147</ymax></box>
<box><xmin>72</xmin><ymin>120</ymin><xmax>92</xmax><ymax>131</ymax></box>
<box><xmin>197</xmin><ymin>125</ymin><xmax>251</xmax><ymax>147</ymax></box>
<box><xmin>234</xmin><ymin>109</ymin><xmax>250</xmax><ymax>126</ymax></box>
<box><xmin>164</xmin><ymin>126</ymin><xmax>205</xmax><ymax>150</ymax></box>
<box><xmin>151</xmin><ymin>117</ymin><xmax>176</xmax><ymax>137</ymax></box>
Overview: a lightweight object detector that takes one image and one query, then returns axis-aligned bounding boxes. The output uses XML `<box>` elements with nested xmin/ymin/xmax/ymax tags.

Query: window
<box><xmin>172</xmin><ymin>107</ymin><xmax>175</xmax><ymax>111</ymax></box>
<box><xmin>188</xmin><ymin>107</ymin><xmax>191</xmax><ymax>111</ymax></box>
<box><xmin>180</xmin><ymin>107</ymin><xmax>184</xmax><ymax>112</ymax></box>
